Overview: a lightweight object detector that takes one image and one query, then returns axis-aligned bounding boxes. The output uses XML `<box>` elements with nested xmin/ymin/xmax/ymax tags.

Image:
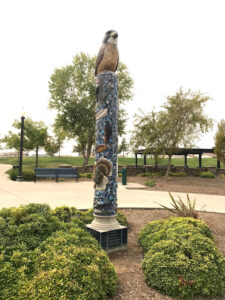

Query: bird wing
<box><xmin>115</xmin><ymin>53</ymin><xmax>119</xmax><ymax>72</ymax></box>
<box><xmin>95</xmin><ymin>44</ymin><xmax>105</xmax><ymax>75</ymax></box>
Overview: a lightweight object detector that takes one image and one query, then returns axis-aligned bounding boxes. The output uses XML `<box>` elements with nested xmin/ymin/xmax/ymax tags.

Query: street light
<box><xmin>16</xmin><ymin>114</ymin><xmax>25</xmax><ymax>181</ymax></box>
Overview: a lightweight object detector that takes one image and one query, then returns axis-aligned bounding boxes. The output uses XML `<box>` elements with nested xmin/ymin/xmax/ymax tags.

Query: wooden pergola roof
<box><xmin>135</xmin><ymin>148</ymin><xmax>214</xmax><ymax>155</ymax></box>
<box><xmin>134</xmin><ymin>148</ymin><xmax>221</xmax><ymax>168</ymax></box>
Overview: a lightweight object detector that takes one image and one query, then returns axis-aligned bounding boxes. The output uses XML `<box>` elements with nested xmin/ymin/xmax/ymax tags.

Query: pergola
<box><xmin>134</xmin><ymin>148</ymin><xmax>221</xmax><ymax>169</ymax></box>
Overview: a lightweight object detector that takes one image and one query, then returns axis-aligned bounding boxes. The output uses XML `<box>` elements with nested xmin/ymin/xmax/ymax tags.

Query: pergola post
<box><xmin>135</xmin><ymin>153</ymin><xmax>138</xmax><ymax>168</ymax></box>
<box><xmin>184</xmin><ymin>154</ymin><xmax>188</xmax><ymax>168</ymax></box>
<box><xmin>217</xmin><ymin>160</ymin><xmax>221</xmax><ymax>169</ymax></box>
<box><xmin>143</xmin><ymin>155</ymin><xmax>146</xmax><ymax>165</ymax></box>
<box><xmin>198</xmin><ymin>153</ymin><xmax>202</xmax><ymax>168</ymax></box>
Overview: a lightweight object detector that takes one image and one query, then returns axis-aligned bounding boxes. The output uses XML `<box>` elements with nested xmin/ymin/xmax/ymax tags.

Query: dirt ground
<box><xmin>124</xmin><ymin>175</ymin><xmax>225</xmax><ymax>196</ymax></box>
<box><xmin>109</xmin><ymin>209</ymin><xmax>225</xmax><ymax>300</ymax></box>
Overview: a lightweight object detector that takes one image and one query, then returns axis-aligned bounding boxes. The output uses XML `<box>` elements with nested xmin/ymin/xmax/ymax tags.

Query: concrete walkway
<box><xmin>0</xmin><ymin>164</ymin><xmax>225</xmax><ymax>213</ymax></box>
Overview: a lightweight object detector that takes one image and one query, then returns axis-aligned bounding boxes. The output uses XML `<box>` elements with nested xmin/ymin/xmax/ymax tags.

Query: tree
<box><xmin>2</xmin><ymin>117</ymin><xmax>48</xmax><ymax>167</ymax></box>
<box><xmin>0</xmin><ymin>135</ymin><xmax>3</xmax><ymax>150</ymax></box>
<box><xmin>44</xmin><ymin>137</ymin><xmax>60</xmax><ymax>156</ymax></box>
<box><xmin>53</xmin><ymin>122</ymin><xmax>67</xmax><ymax>157</ymax></box>
<box><xmin>118</xmin><ymin>137</ymin><xmax>129</xmax><ymax>157</ymax></box>
<box><xmin>49</xmin><ymin>52</ymin><xmax>133</xmax><ymax>167</ymax></box>
<box><xmin>214</xmin><ymin>119</ymin><xmax>225</xmax><ymax>164</ymax></box>
<box><xmin>24</xmin><ymin>119</ymin><xmax>48</xmax><ymax>167</ymax></box>
<box><xmin>1</xmin><ymin>131</ymin><xmax>21</xmax><ymax>155</ymax></box>
<box><xmin>131</xmin><ymin>88</ymin><xmax>213</xmax><ymax>177</ymax></box>
<box><xmin>131</xmin><ymin>110</ymin><xmax>166</xmax><ymax>167</ymax></box>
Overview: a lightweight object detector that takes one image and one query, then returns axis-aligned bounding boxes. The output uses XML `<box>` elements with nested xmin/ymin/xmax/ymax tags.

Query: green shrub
<box><xmin>51</xmin><ymin>206</ymin><xmax>80</xmax><ymax>223</ymax></box>
<box><xmin>22</xmin><ymin>169</ymin><xmax>35</xmax><ymax>181</ymax></box>
<box><xmin>138</xmin><ymin>217</ymin><xmax>213</xmax><ymax>254</ymax></box>
<box><xmin>116</xmin><ymin>210</ymin><xmax>128</xmax><ymax>226</ymax></box>
<box><xmin>0</xmin><ymin>253</ymin><xmax>28</xmax><ymax>299</ymax></box>
<box><xmin>7</xmin><ymin>168</ymin><xmax>18</xmax><ymax>181</ymax></box>
<box><xmin>141</xmin><ymin>172</ymin><xmax>161</xmax><ymax>178</ymax></box>
<box><xmin>7</xmin><ymin>168</ymin><xmax>35</xmax><ymax>181</ymax></box>
<box><xmin>169</xmin><ymin>171</ymin><xmax>187</xmax><ymax>177</ymax></box>
<box><xmin>52</xmin><ymin>206</ymin><xmax>128</xmax><ymax>228</ymax></box>
<box><xmin>79</xmin><ymin>172</ymin><xmax>92</xmax><ymax>178</ymax></box>
<box><xmin>145</xmin><ymin>180</ymin><xmax>155</xmax><ymax>187</ymax></box>
<box><xmin>0</xmin><ymin>204</ymin><xmax>119</xmax><ymax>299</ymax></box>
<box><xmin>0</xmin><ymin>203</ymin><xmax>64</xmax><ymax>256</ymax></box>
<box><xmin>199</xmin><ymin>171</ymin><xmax>216</xmax><ymax>178</ymax></box>
<box><xmin>138</xmin><ymin>217</ymin><xmax>225</xmax><ymax>299</ymax></box>
<box><xmin>20</xmin><ymin>244</ymin><xmax>117</xmax><ymax>299</ymax></box>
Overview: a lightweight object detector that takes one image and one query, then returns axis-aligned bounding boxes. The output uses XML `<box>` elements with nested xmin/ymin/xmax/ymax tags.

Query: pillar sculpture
<box><xmin>87</xmin><ymin>71</ymin><xmax>127</xmax><ymax>252</ymax></box>
<box><xmin>87</xmin><ymin>30</ymin><xmax>127</xmax><ymax>252</ymax></box>
<box><xmin>94</xmin><ymin>71</ymin><xmax>118</xmax><ymax>216</ymax></box>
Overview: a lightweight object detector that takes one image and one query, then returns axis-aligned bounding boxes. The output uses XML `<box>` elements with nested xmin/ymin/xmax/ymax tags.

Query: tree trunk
<box><xmin>82</xmin><ymin>152</ymin><xmax>88</xmax><ymax>167</ymax></box>
<box><xmin>36</xmin><ymin>146</ymin><xmax>39</xmax><ymax>168</ymax></box>
<box><xmin>82</xmin><ymin>139</ymin><xmax>93</xmax><ymax>167</ymax></box>
<box><xmin>58</xmin><ymin>141</ymin><xmax>61</xmax><ymax>157</ymax></box>
<box><xmin>165</xmin><ymin>155</ymin><xmax>172</xmax><ymax>178</ymax></box>
<box><xmin>154</xmin><ymin>154</ymin><xmax>158</xmax><ymax>168</ymax></box>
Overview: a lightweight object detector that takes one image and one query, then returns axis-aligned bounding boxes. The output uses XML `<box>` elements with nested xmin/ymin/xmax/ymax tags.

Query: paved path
<box><xmin>0</xmin><ymin>164</ymin><xmax>225</xmax><ymax>213</ymax></box>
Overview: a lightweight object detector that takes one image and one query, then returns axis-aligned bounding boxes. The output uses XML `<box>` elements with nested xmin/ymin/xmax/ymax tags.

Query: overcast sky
<box><xmin>1</xmin><ymin>0</ymin><xmax>225</xmax><ymax>153</ymax></box>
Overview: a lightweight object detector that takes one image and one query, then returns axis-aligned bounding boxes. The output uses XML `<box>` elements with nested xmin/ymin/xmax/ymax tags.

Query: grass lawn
<box><xmin>0</xmin><ymin>156</ymin><xmax>224</xmax><ymax>170</ymax></box>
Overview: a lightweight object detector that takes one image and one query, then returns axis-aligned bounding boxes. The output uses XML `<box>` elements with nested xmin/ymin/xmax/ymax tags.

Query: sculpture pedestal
<box><xmin>87</xmin><ymin>215</ymin><xmax>127</xmax><ymax>253</ymax></box>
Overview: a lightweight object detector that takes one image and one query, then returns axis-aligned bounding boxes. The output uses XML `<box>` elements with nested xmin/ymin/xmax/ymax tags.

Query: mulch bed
<box><xmin>125</xmin><ymin>176</ymin><xmax>225</xmax><ymax>196</ymax></box>
<box><xmin>81</xmin><ymin>175</ymin><xmax>225</xmax><ymax>298</ymax></box>
<box><xmin>109</xmin><ymin>209</ymin><xmax>225</xmax><ymax>300</ymax></box>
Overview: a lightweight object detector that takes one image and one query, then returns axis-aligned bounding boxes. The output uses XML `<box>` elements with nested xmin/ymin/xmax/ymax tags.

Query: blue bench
<box><xmin>58</xmin><ymin>168</ymin><xmax>79</xmax><ymax>181</ymax></box>
<box><xmin>35</xmin><ymin>168</ymin><xmax>79</xmax><ymax>183</ymax></box>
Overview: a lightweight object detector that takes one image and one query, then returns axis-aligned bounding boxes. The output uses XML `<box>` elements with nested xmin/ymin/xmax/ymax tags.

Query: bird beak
<box><xmin>113</xmin><ymin>32</ymin><xmax>118</xmax><ymax>39</ymax></box>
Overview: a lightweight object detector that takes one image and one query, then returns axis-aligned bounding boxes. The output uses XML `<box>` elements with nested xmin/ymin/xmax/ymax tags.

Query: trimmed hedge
<box><xmin>51</xmin><ymin>206</ymin><xmax>128</xmax><ymax>228</ymax></box>
<box><xmin>0</xmin><ymin>204</ymin><xmax>122</xmax><ymax>299</ymax></box>
<box><xmin>138</xmin><ymin>217</ymin><xmax>225</xmax><ymax>299</ymax></box>
<box><xmin>19</xmin><ymin>231</ymin><xmax>117</xmax><ymax>299</ymax></box>
<box><xmin>0</xmin><ymin>203</ymin><xmax>64</xmax><ymax>255</ymax></box>
<box><xmin>138</xmin><ymin>217</ymin><xmax>213</xmax><ymax>254</ymax></box>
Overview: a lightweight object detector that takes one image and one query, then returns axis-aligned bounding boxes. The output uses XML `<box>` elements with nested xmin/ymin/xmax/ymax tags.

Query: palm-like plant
<box><xmin>156</xmin><ymin>192</ymin><xmax>200</xmax><ymax>218</ymax></box>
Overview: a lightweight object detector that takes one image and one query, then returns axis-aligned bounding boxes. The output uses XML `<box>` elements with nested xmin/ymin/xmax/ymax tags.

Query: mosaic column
<box><xmin>94</xmin><ymin>71</ymin><xmax>118</xmax><ymax>216</ymax></box>
<box><xmin>87</xmin><ymin>71</ymin><xmax>127</xmax><ymax>251</ymax></box>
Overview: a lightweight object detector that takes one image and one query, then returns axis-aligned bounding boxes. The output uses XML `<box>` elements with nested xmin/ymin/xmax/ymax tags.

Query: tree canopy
<box><xmin>48</xmin><ymin>52</ymin><xmax>133</xmax><ymax>166</ymax></box>
<box><xmin>2</xmin><ymin>117</ymin><xmax>48</xmax><ymax>167</ymax></box>
<box><xmin>131</xmin><ymin>88</ymin><xmax>213</xmax><ymax>177</ymax></box>
<box><xmin>44</xmin><ymin>136</ymin><xmax>60</xmax><ymax>156</ymax></box>
<box><xmin>214</xmin><ymin>119</ymin><xmax>225</xmax><ymax>164</ymax></box>
<box><xmin>118</xmin><ymin>137</ymin><xmax>129</xmax><ymax>157</ymax></box>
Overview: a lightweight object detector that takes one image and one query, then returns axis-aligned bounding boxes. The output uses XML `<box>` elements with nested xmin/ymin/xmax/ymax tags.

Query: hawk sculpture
<box><xmin>95</xmin><ymin>30</ymin><xmax>119</xmax><ymax>75</ymax></box>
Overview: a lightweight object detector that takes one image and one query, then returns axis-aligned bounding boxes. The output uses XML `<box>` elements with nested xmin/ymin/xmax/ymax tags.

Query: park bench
<box><xmin>58</xmin><ymin>168</ymin><xmax>79</xmax><ymax>182</ymax></box>
<box><xmin>34</xmin><ymin>168</ymin><xmax>79</xmax><ymax>183</ymax></box>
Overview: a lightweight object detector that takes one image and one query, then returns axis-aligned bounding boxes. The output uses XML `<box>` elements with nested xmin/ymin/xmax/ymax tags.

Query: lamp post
<box><xmin>16</xmin><ymin>115</ymin><xmax>25</xmax><ymax>181</ymax></box>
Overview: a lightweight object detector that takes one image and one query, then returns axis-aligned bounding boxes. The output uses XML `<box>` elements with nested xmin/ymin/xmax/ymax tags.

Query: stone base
<box><xmin>86</xmin><ymin>214</ymin><xmax>127</xmax><ymax>252</ymax></box>
<box><xmin>16</xmin><ymin>175</ymin><xmax>24</xmax><ymax>182</ymax></box>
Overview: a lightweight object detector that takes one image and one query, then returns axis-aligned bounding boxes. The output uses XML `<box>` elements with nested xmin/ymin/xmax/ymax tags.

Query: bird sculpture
<box><xmin>95</xmin><ymin>30</ymin><xmax>119</xmax><ymax>75</ymax></box>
